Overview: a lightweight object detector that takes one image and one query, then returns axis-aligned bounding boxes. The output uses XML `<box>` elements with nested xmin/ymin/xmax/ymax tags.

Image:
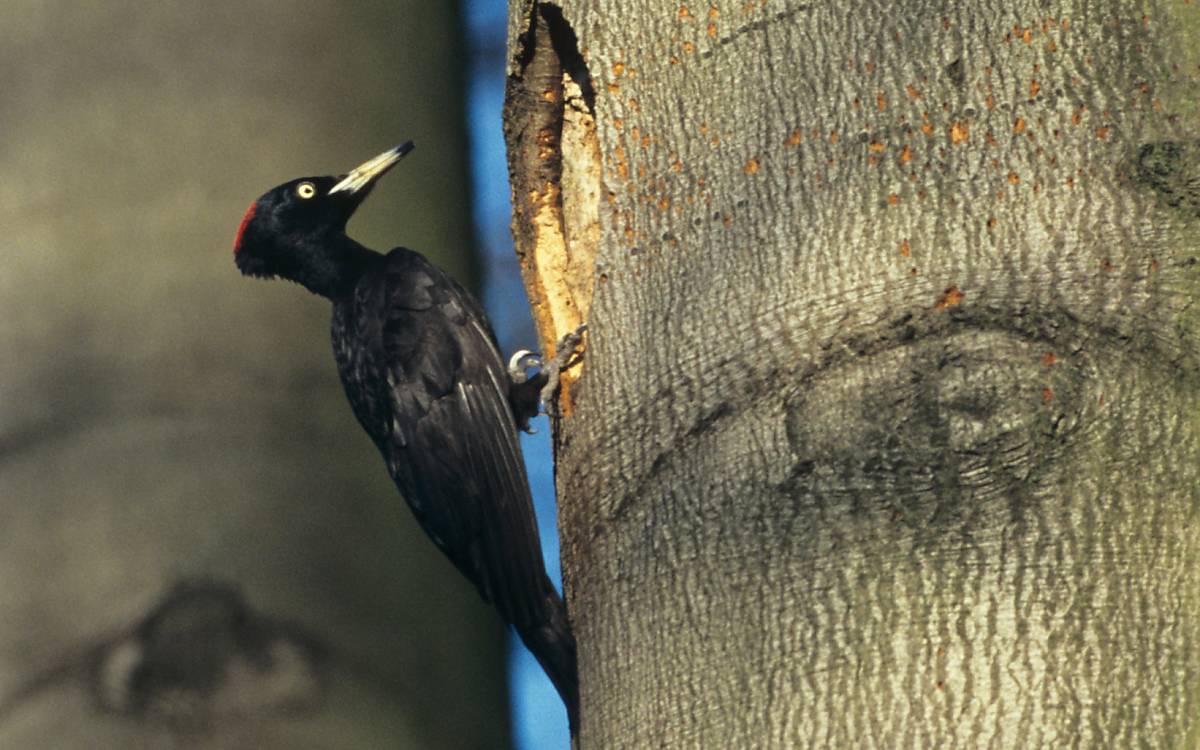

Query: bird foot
<box><xmin>505</xmin><ymin>324</ymin><xmax>588</xmax><ymax>432</ymax></box>
<box><xmin>538</xmin><ymin>324</ymin><xmax>588</xmax><ymax>417</ymax></box>
<box><xmin>507</xmin><ymin>349</ymin><xmax>542</xmax><ymax>386</ymax></box>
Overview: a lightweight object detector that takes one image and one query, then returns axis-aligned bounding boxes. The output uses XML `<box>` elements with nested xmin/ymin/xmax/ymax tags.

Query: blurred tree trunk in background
<box><xmin>0</xmin><ymin>3</ymin><xmax>510</xmax><ymax>748</ymax></box>
<box><xmin>505</xmin><ymin>0</ymin><xmax>1200</xmax><ymax>747</ymax></box>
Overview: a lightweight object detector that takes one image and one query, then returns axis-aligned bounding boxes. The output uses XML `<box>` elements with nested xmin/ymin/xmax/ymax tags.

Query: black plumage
<box><xmin>232</xmin><ymin>143</ymin><xmax>577</xmax><ymax>727</ymax></box>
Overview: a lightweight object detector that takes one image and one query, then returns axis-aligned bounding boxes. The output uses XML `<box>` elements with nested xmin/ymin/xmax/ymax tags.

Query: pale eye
<box><xmin>296</xmin><ymin>182</ymin><xmax>317</xmax><ymax>199</ymax></box>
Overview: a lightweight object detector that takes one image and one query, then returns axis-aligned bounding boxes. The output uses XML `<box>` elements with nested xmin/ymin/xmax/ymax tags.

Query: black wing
<box><xmin>331</xmin><ymin>248</ymin><xmax>576</xmax><ymax>719</ymax></box>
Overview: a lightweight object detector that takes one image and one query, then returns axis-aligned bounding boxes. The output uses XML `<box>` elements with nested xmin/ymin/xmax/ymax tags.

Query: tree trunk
<box><xmin>0</xmin><ymin>3</ymin><xmax>509</xmax><ymax>748</ymax></box>
<box><xmin>505</xmin><ymin>0</ymin><xmax>1200</xmax><ymax>746</ymax></box>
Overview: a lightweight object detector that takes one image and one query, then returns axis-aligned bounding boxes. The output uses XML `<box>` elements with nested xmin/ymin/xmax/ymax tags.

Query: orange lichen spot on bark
<box><xmin>1013</xmin><ymin>117</ymin><xmax>1027</xmax><ymax>134</ymax></box>
<box><xmin>682</xmin><ymin>40</ymin><xmax>695</xmax><ymax>53</ymax></box>
<box><xmin>707</xmin><ymin>22</ymin><xmax>717</xmax><ymax>37</ymax></box>
<box><xmin>743</xmin><ymin>157</ymin><xmax>760</xmax><ymax>174</ymax></box>
<box><xmin>671</xmin><ymin>157</ymin><xmax>683</xmax><ymax>172</ymax></box>
<box><xmin>986</xmin><ymin>93</ymin><xmax>996</xmax><ymax>109</ymax></box>
<box><xmin>985</xmin><ymin>132</ymin><xmax>999</xmax><ymax>147</ymax></box>
<box><xmin>1095</xmin><ymin>126</ymin><xmax>1110</xmax><ymax>139</ymax></box>
<box><xmin>900</xmin><ymin>239</ymin><xmax>911</xmax><ymax>257</ymax></box>
<box><xmin>607</xmin><ymin>81</ymin><xmax>621</xmax><ymax>94</ymax></box>
<box><xmin>627</xmin><ymin>98</ymin><xmax>640</xmax><ymax>112</ymax></box>
<box><xmin>1072</xmin><ymin>108</ymin><xmax>1084</xmax><ymax>125</ymax></box>
<box><xmin>987</xmin><ymin>216</ymin><xmax>998</xmax><ymax>230</ymax></box>
<box><xmin>678</xmin><ymin>4</ymin><xmax>693</xmax><ymax>20</ymax></box>
<box><xmin>612</xmin><ymin>61</ymin><xmax>626</xmax><ymax>77</ymax></box>
<box><xmin>899</xmin><ymin>144</ymin><xmax>913</xmax><ymax>164</ymax></box>
<box><xmin>785</xmin><ymin>128</ymin><xmax>803</xmax><ymax>146</ymax></box>
<box><xmin>1028</xmin><ymin>79</ymin><xmax>1041</xmax><ymax>98</ymax></box>
<box><xmin>1045</xmin><ymin>39</ymin><xmax>1058</xmax><ymax>53</ymax></box>
<box><xmin>876</xmin><ymin>92</ymin><xmax>888</xmax><ymax>111</ymax></box>
<box><xmin>1042</xmin><ymin>387</ymin><xmax>1054</xmax><ymax>404</ymax></box>
<box><xmin>1042</xmin><ymin>351</ymin><xmax>1057</xmax><ymax>366</ymax></box>
<box><xmin>887</xmin><ymin>193</ymin><xmax>900</xmax><ymax>205</ymax></box>
<box><xmin>614</xmin><ymin>145</ymin><xmax>629</xmax><ymax>180</ymax></box>
<box><xmin>950</xmin><ymin>121</ymin><xmax>969</xmax><ymax>144</ymax></box>
<box><xmin>657</xmin><ymin>196</ymin><xmax>671</xmax><ymax>212</ymax></box>
<box><xmin>868</xmin><ymin>140</ymin><xmax>886</xmax><ymax>153</ymax></box>
<box><xmin>613</xmin><ymin>117</ymin><xmax>623</xmax><ymax>130</ymax></box>
<box><xmin>935</xmin><ymin>286</ymin><xmax>965</xmax><ymax>310</ymax></box>
<box><xmin>710</xmin><ymin>135</ymin><xmax>721</xmax><ymax>146</ymax></box>
<box><xmin>708</xmin><ymin>5</ymin><xmax>719</xmax><ymax>19</ymax></box>
<box><xmin>1101</xmin><ymin>258</ymin><xmax>1115</xmax><ymax>272</ymax></box>
<box><xmin>1066</xmin><ymin>176</ymin><xmax>1074</xmax><ymax>188</ymax></box>
<box><xmin>829</xmin><ymin>131</ymin><xmax>839</xmax><ymax>144</ymax></box>
<box><xmin>920</xmin><ymin>121</ymin><xmax>935</xmax><ymax>136</ymax></box>
<box><xmin>1150</xmin><ymin>257</ymin><xmax>1160</xmax><ymax>273</ymax></box>
<box><xmin>1061</xmin><ymin>18</ymin><xmax>1070</xmax><ymax>29</ymax></box>
<box><xmin>865</xmin><ymin>61</ymin><xmax>876</xmax><ymax>74</ymax></box>
<box><xmin>906</xmin><ymin>84</ymin><xmax>922</xmax><ymax>100</ymax></box>
<box><xmin>1021</xmin><ymin>27</ymin><xmax>1034</xmax><ymax>43</ymax></box>
<box><xmin>1007</xmin><ymin>170</ymin><xmax>1020</xmax><ymax>184</ymax></box>
<box><xmin>722</xmin><ymin>214</ymin><xmax>733</xmax><ymax>227</ymax></box>
<box><xmin>698</xmin><ymin>121</ymin><xmax>708</xmax><ymax>135</ymax></box>
<box><xmin>868</xmin><ymin>155</ymin><xmax>879</xmax><ymax>166</ymax></box>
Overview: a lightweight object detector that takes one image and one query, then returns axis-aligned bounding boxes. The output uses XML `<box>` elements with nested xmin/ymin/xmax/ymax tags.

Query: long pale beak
<box><xmin>328</xmin><ymin>142</ymin><xmax>414</xmax><ymax>196</ymax></box>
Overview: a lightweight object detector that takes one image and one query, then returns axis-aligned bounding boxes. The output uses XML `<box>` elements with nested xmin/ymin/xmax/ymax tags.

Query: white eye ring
<box><xmin>296</xmin><ymin>182</ymin><xmax>317</xmax><ymax>199</ymax></box>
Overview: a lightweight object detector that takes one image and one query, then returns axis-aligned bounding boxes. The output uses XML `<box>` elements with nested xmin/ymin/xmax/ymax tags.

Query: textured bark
<box><xmin>505</xmin><ymin>0</ymin><xmax>1200</xmax><ymax>747</ymax></box>
<box><xmin>0</xmin><ymin>3</ymin><xmax>508</xmax><ymax>748</ymax></box>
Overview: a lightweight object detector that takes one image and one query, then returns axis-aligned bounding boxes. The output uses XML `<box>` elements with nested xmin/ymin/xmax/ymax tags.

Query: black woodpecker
<box><xmin>232</xmin><ymin>143</ymin><xmax>578</xmax><ymax>728</ymax></box>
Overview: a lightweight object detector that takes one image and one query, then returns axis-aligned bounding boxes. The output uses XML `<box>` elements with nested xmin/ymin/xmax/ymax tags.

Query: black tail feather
<box><xmin>517</xmin><ymin>587</ymin><xmax>579</xmax><ymax>738</ymax></box>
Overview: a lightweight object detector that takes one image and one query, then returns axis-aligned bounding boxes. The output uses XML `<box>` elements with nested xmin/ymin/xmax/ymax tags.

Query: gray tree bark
<box><xmin>505</xmin><ymin>0</ymin><xmax>1200</xmax><ymax>747</ymax></box>
<box><xmin>1</xmin><ymin>3</ymin><xmax>509</xmax><ymax>748</ymax></box>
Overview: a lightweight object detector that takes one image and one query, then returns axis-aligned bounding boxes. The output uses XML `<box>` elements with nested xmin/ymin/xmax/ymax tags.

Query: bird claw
<box><xmin>507</xmin><ymin>349</ymin><xmax>542</xmax><ymax>385</ymax></box>
<box><xmin>505</xmin><ymin>325</ymin><xmax>588</xmax><ymax>432</ymax></box>
<box><xmin>539</xmin><ymin>324</ymin><xmax>588</xmax><ymax>418</ymax></box>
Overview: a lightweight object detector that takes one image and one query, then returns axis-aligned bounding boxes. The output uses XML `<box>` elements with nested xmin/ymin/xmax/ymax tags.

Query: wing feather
<box><xmin>335</xmin><ymin>248</ymin><xmax>552</xmax><ymax>630</ymax></box>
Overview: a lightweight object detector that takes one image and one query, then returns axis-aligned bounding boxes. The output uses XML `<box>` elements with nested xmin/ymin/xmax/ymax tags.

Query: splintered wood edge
<box><xmin>505</xmin><ymin>7</ymin><xmax>599</xmax><ymax>416</ymax></box>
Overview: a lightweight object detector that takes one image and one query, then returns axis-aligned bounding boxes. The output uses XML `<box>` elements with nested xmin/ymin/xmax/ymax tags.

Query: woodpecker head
<box><xmin>233</xmin><ymin>143</ymin><xmax>413</xmax><ymax>285</ymax></box>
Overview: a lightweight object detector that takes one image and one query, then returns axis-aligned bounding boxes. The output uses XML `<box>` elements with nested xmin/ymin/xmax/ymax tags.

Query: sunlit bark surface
<box><xmin>505</xmin><ymin>0</ymin><xmax>1200</xmax><ymax>746</ymax></box>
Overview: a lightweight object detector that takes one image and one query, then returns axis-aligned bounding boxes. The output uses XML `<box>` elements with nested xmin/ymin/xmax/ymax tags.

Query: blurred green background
<box><xmin>0</xmin><ymin>1</ymin><xmax>564</xmax><ymax>747</ymax></box>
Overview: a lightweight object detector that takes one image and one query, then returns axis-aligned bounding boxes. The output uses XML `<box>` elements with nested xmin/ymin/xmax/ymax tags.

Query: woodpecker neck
<box><xmin>289</xmin><ymin>233</ymin><xmax>380</xmax><ymax>300</ymax></box>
